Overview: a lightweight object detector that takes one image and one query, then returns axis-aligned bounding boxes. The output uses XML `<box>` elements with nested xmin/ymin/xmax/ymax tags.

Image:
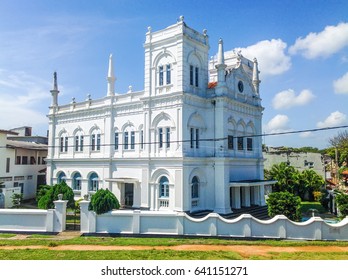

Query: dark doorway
<box><xmin>125</xmin><ymin>183</ymin><xmax>134</xmax><ymax>207</ymax></box>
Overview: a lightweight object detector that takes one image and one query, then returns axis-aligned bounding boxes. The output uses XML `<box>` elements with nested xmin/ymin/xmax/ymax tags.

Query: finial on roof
<box><xmin>252</xmin><ymin>57</ymin><xmax>261</xmax><ymax>94</ymax></box>
<box><xmin>107</xmin><ymin>53</ymin><xmax>116</xmax><ymax>96</ymax></box>
<box><xmin>217</xmin><ymin>38</ymin><xmax>225</xmax><ymax>66</ymax></box>
<box><xmin>50</xmin><ymin>71</ymin><xmax>59</xmax><ymax>107</ymax></box>
<box><xmin>53</xmin><ymin>71</ymin><xmax>58</xmax><ymax>91</ymax></box>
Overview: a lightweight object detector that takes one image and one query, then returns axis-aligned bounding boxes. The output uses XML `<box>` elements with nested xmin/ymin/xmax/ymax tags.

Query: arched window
<box><xmin>74</xmin><ymin>130</ymin><xmax>84</xmax><ymax>152</ymax></box>
<box><xmin>191</xmin><ymin>176</ymin><xmax>199</xmax><ymax>199</ymax></box>
<box><xmin>88</xmin><ymin>172</ymin><xmax>99</xmax><ymax>192</ymax></box>
<box><xmin>72</xmin><ymin>172</ymin><xmax>82</xmax><ymax>191</ymax></box>
<box><xmin>57</xmin><ymin>172</ymin><xmax>66</xmax><ymax>183</ymax></box>
<box><xmin>159</xmin><ymin>176</ymin><xmax>169</xmax><ymax>198</ymax></box>
<box><xmin>90</xmin><ymin>128</ymin><xmax>101</xmax><ymax>151</ymax></box>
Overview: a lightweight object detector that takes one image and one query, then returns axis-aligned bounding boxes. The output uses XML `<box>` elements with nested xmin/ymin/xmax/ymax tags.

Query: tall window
<box><xmin>124</xmin><ymin>131</ymin><xmax>129</xmax><ymax>150</ymax></box>
<box><xmin>190</xmin><ymin>128</ymin><xmax>199</xmax><ymax>149</ymax></box>
<box><xmin>247</xmin><ymin>137</ymin><xmax>253</xmax><ymax>151</ymax></box>
<box><xmin>190</xmin><ymin>127</ymin><xmax>194</xmax><ymax>148</ymax></box>
<box><xmin>190</xmin><ymin>65</ymin><xmax>194</xmax><ymax>85</ymax></box>
<box><xmin>159</xmin><ymin>176</ymin><xmax>169</xmax><ymax>198</ymax></box>
<box><xmin>130</xmin><ymin>131</ymin><xmax>135</xmax><ymax>149</ymax></box>
<box><xmin>190</xmin><ymin>65</ymin><xmax>199</xmax><ymax>87</ymax></box>
<box><xmin>96</xmin><ymin>134</ymin><xmax>101</xmax><ymax>150</ymax></box>
<box><xmin>237</xmin><ymin>137</ymin><xmax>244</xmax><ymax>150</ymax></box>
<box><xmin>195</xmin><ymin>67</ymin><xmax>199</xmax><ymax>87</ymax></box>
<box><xmin>159</xmin><ymin>128</ymin><xmax>163</xmax><ymax>148</ymax></box>
<box><xmin>6</xmin><ymin>158</ymin><xmax>10</xmax><ymax>173</ymax></box>
<box><xmin>166</xmin><ymin>127</ymin><xmax>170</xmax><ymax>148</ymax></box>
<box><xmin>72</xmin><ymin>172</ymin><xmax>82</xmax><ymax>191</ymax></box>
<box><xmin>191</xmin><ymin>176</ymin><xmax>199</xmax><ymax>199</ymax></box>
<box><xmin>89</xmin><ymin>172</ymin><xmax>99</xmax><ymax>192</ymax></box>
<box><xmin>166</xmin><ymin>64</ymin><xmax>171</xmax><ymax>84</ymax></box>
<box><xmin>75</xmin><ymin>134</ymin><xmax>84</xmax><ymax>152</ymax></box>
<box><xmin>159</xmin><ymin>66</ymin><xmax>164</xmax><ymax>86</ymax></box>
<box><xmin>228</xmin><ymin>135</ymin><xmax>234</xmax><ymax>150</ymax></box>
<box><xmin>114</xmin><ymin>132</ymin><xmax>119</xmax><ymax>150</ymax></box>
<box><xmin>60</xmin><ymin>135</ymin><xmax>68</xmax><ymax>152</ymax></box>
<box><xmin>91</xmin><ymin>131</ymin><xmax>101</xmax><ymax>151</ymax></box>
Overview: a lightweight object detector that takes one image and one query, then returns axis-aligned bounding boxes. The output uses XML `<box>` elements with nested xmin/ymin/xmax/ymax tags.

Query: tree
<box><xmin>328</xmin><ymin>130</ymin><xmax>348</xmax><ymax>166</ymax></box>
<box><xmin>266</xmin><ymin>191</ymin><xmax>302</xmax><ymax>221</ymax></box>
<box><xmin>300</xmin><ymin>169</ymin><xmax>325</xmax><ymax>201</ymax></box>
<box><xmin>335</xmin><ymin>190</ymin><xmax>348</xmax><ymax>219</ymax></box>
<box><xmin>38</xmin><ymin>181</ymin><xmax>75</xmax><ymax>209</ymax></box>
<box><xmin>11</xmin><ymin>193</ymin><xmax>23</xmax><ymax>208</ymax></box>
<box><xmin>265</xmin><ymin>162</ymin><xmax>300</xmax><ymax>194</ymax></box>
<box><xmin>88</xmin><ymin>189</ymin><xmax>120</xmax><ymax>215</ymax></box>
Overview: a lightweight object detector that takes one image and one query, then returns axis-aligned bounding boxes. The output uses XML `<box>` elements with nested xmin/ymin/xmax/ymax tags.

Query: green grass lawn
<box><xmin>300</xmin><ymin>201</ymin><xmax>327</xmax><ymax>215</ymax></box>
<box><xmin>0</xmin><ymin>236</ymin><xmax>348</xmax><ymax>260</ymax></box>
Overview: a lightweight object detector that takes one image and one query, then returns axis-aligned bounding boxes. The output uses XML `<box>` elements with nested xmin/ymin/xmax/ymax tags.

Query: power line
<box><xmin>1</xmin><ymin>125</ymin><xmax>347</xmax><ymax>149</ymax></box>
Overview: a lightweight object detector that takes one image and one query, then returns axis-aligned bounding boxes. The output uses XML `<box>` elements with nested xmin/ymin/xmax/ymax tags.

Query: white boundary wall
<box><xmin>0</xmin><ymin>200</ymin><xmax>67</xmax><ymax>233</ymax></box>
<box><xmin>80</xmin><ymin>201</ymin><xmax>348</xmax><ymax>240</ymax></box>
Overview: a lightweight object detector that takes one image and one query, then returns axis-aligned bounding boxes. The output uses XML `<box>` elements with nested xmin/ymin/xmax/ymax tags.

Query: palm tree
<box><xmin>300</xmin><ymin>169</ymin><xmax>325</xmax><ymax>201</ymax></box>
<box><xmin>266</xmin><ymin>162</ymin><xmax>299</xmax><ymax>193</ymax></box>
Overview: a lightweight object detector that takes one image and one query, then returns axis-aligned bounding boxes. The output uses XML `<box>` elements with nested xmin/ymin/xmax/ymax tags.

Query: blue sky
<box><xmin>0</xmin><ymin>0</ymin><xmax>347</xmax><ymax>149</ymax></box>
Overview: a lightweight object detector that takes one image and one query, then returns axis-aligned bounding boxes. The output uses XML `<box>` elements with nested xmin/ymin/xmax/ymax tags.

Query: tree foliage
<box><xmin>267</xmin><ymin>191</ymin><xmax>302</xmax><ymax>221</ymax></box>
<box><xmin>265</xmin><ymin>163</ymin><xmax>324</xmax><ymax>201</ymax></box>
<box><xmin>38</xmin><ymin>181</ymin><xmax>75</xmax><ymax>209</ymax></box>
<box><xmin>88</xmin><ymin>189</ymin><xmax>120</xmax><ymax>215</ymax></box>
<box><xmin>335</xmin><ymin>190</ymin><xmax>348</xmax><ymax>219</ymax></box>
<box><xmin>328</xmin><ymin>130</ymin><xmax>348</xmax><ymax>166</ymax></box>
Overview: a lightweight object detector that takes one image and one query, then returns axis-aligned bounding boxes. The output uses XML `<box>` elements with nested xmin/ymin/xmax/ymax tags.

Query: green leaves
<box><xmin>88</xmin><ymin>189</ymin><xmax>120</xmax><ymax>215</ymax></box>
<box><xmin>267</xmin><ymin>191</ymin><xmax>302</xmax><ymax>221</ymax></box>
<box><xmin>37</xmin><ymin>182</ymin><xmax>75</xmax><ymax>209</ymax></box>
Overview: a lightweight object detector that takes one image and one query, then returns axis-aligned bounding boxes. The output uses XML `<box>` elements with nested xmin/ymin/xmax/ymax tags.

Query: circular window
<box><xmin>238</xmin><ymin>81</ymin><xmax>244</xmax><ymax>93</ymax></box>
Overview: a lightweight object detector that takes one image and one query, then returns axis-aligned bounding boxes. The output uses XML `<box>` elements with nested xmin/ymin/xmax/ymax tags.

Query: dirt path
<box><xmin>1</xmin><ymin>244</ymin><xmax>348</xmax><ymax>258</ymax></box>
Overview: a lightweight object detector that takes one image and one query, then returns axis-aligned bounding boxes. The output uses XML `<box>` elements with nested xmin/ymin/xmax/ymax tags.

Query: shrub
<box><xmin>36</xmin><ymin>185</ymin><xmax>51</xmax><ymax>202</ymax></box>
<box><xmin>88</xmin><ymin>189</ymin><xmax>120</xmax><ymax>215</ymax></box>
<box><xmin>267</xmin><ymin>191</ymin><xmax>302</xmax><ymax>221</ymax></box>
<box><xmin>38</xmin><ymin>182</ymin><xmax>75</xmax><ymax>209</ymax></box>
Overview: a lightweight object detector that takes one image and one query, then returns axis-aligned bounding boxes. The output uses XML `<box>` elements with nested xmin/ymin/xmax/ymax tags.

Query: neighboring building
<box><xmin>46</xmin><ymin>17</ymin><xmax>275</xmax><ymax>214</ymax></box>
<box><xmin>263</xmin><ymin>146</ymin><xmax>326</xmax><ymax>178</ymax></box>
<box><xmin>0</xmin><ymin>128</ymin><xmax>47</xmax><ymax>204</ymax></box>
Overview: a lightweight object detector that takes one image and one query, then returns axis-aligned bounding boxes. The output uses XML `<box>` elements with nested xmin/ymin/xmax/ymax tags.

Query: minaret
<box><xmin>252</xmin><ymin>58</ymin><xmax>261</xmax><ymax>94</ymax></box>
<box><xmin>50</xmin><ymin>72</ymin><xmax>59</xmax><ymax>107</ymax></box>
<box><xmin>107</xmin><ymin>54</ymin><xmax>116</xmax><ymax>96</ymax></box>
<box><xmin>215</xmin><ymin>38</ymin><xmax>226</xmax><ymax>86</ymax></box>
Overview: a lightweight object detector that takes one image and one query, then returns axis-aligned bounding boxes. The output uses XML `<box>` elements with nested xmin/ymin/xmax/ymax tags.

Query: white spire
<box><xmin>217</xmin><ymin>38</ymin><xmax>225</xmax><ymax>66</ymax></box>
<box><xmin>215</xmin><ymin>38</ymin><xmax>226</xmax><ymax>86</ymax></box>
<box><xmin>107</xmin><ymin>54</ymin><xmax>116</xmax><ymax>96</ymax></box>
<box><xmin>252</xmin><ymin>58</ymin><xmax>261</xmax><ymax>94</ymax></box>
<box><xmin>50</xmin><ymin>71</ymin><xmax>59</xmax><ymax>107</ymax></box>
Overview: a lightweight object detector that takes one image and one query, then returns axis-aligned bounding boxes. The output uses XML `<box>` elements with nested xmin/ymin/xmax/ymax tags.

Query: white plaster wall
<box><xmin>81</xmin><ymin>208</ymin><xmax>348</xmax><ymax>241</ymax></box>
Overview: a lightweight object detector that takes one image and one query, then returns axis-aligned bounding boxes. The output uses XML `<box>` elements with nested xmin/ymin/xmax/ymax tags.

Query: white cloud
<box><xmin>300</xmin><ymin>131</ymin><xmax>315</xmax><ymax>138</ymax></box>
<box><xmin>264</xmin><ymin>114</ymin><xmax>291</xmax><ymax>133</ymax></box>
<box><xmin>289</xmin><ymin>22</ymin><xmax>348</xmax><ymax>59</ymax></box>
<box><xmin>333</xmin><ymin>72</ymin><xmax>348</xmax><ymax>94</ymax></box>
<box><xmin>233</xmin><ymin>39</ymin><xmax>291</xmax><ymax>77</ymax></box>
<box><xmin>317</xmin><ymin>111</ymin><xmax>348</xmax><ymax>128</ymax></box>
<box><xmin>0</xmin><ymin>70</ymin><xmax>50</xmax><ymax>131</ymax></box>
<box><xmin>272</xmin><ymin>89</ymin><xmax>315</xmax><ymax>109</ymax></box>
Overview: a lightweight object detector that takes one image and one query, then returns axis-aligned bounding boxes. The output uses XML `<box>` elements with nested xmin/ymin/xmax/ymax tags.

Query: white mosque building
<box><xmin>46</xmin><ymin>16</ymin><xmax>274</xmax><ymax>214</ymax></box>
